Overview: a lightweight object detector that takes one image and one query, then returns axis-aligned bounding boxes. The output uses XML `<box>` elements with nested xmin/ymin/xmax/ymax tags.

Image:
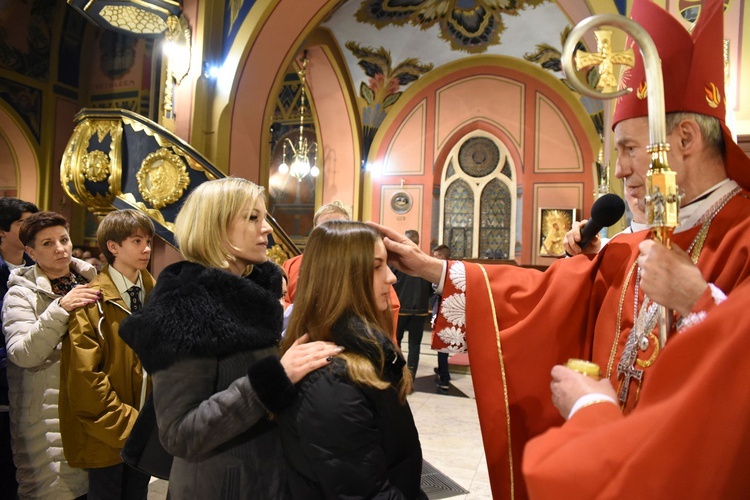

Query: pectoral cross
<box><xmin>616</xmin><ymin>323</ymin><xmax>647</xmax><ymax>405</ymax></box>
<box><xmin>617</xmin><ymin>360</ymin><xmax>643</xmax><ymax>404</ymax></box>
<box><xmin>574</xmin><ymin>30</ymin><xmax>635</xmax><ymax>93</ymax></box>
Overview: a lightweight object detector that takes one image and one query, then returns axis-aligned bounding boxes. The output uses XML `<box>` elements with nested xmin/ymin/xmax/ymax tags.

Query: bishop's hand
<box><xmin>550</xmin><ymin>365</ymin><xmax>617</xmax><ymax>420</ymax></box>
<box><xmin>366</xmin><ymin>221</ymin><xmax>443</xmax><ymax>284</ymax></box>
<box><xmin>564</xmin><ymin>219</ymin><xmax>602</xmax><ymax>256</ymax></box>
<box><xmin>637</xmin><ymin>239</ymin><xmax>708</xmax><ymax>317</ymax></box>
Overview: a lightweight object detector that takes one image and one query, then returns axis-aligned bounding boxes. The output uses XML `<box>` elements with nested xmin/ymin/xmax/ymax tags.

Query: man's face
<box><xmin>614</xmin><ymin>117</ymin><xmax>683</xmax><ymax>221</ymax></box>
<box><xmin>0</xmin><ymin>211</ymin><xmax>34</xmax><ymax>253</ymax></box>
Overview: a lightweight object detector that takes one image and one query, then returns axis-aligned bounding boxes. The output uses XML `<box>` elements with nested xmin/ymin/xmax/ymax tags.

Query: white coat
<box><xmin>2</xmin><ymin>258</ymin><xmax>95</xmax><ymax>500</ymax></box>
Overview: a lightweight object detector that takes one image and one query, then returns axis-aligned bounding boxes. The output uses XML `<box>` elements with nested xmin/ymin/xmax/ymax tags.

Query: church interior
<box><xmin>2</xmin><ymin>0</ymin><xmax>750</xmax><ymax>498</ymax></box>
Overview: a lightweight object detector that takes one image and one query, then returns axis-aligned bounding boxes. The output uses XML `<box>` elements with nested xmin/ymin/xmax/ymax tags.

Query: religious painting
<box><xmin>538</xmin><ymin>208</ymin><xmax>576</xmax><ymax>257</ymax></box>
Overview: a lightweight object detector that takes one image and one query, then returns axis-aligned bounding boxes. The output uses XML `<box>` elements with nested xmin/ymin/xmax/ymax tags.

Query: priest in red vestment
<box><xmin>522</xmin><ymin>279</ymin><xmax>750</xmax><ymax>497</ymax></box>
<box><xmin>371</xmin><ymin>0</ymin><xmax>750</xmax><ymax>497</ymax></box>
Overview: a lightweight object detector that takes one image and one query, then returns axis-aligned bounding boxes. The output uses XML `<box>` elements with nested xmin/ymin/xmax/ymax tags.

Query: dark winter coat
<box><xmin>120</xmin><ymin>261</ymin><xmax>296</xmax><ymax>500</ymax></box>
<box><xmin>278</xmin><ymin>314</ymin><xmax>425</xmax><ymax>499</ymax></box>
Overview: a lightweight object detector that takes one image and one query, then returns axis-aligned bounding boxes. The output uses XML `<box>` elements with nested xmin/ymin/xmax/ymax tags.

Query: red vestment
<box><xmin>433</xmin><ymin>189</ymin><xmax>750</xmax><ymax>498</ymax></box>
<box><xmin>523</xmin><ymin>279</ymin><xmax>750</xmax><ymax>497</ymax></box>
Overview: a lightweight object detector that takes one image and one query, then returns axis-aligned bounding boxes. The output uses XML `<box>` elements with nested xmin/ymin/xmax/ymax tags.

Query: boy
<box><xmin>60</xmin><ymin>209</ymin><xmax>156</xmax><ymax>500</ymax></box>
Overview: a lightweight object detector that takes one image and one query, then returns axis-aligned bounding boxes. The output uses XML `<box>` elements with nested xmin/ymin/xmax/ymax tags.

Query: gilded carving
<box><xmin>83</xmin><ymin>150</ymin><xmax>111</xmax><ymax>182</ymax></box>
<box><xmin>136</xmin><ymin>148</ymin><xmax>190</xmax><ymax>209</ymax></box>
<box><xmin>60</xmin><ymin>117</ymin><xmax>123</xmax><ymax>215</ymax></box>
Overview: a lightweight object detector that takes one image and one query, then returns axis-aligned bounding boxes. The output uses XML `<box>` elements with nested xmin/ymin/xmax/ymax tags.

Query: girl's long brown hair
<box><xmin>280</xmin><ymin>221</ymin><xmax>411</xmax><ymax>401</ymax></box>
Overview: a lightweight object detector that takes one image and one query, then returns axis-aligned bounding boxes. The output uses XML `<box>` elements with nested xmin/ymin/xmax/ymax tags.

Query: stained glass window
<box><xmin>478</xmin><ymin>178</ymin><xmax>511</xmax><ymax>259</ymax></box>
<box><xmin>440</xmin><ymin>133</ymin><xmax>516</xmax><ymax>259</ymax></box>
<box><xmin>443</xmin><ymin>179</ymin><xmax>474</xmax><ymax>258</ymax></box>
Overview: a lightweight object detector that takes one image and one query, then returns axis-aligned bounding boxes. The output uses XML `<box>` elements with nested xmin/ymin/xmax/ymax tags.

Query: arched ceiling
<box><xmin>322</xmin><ymin>0</ymin><xmax>577</xmax><ymax>93</ymax></box>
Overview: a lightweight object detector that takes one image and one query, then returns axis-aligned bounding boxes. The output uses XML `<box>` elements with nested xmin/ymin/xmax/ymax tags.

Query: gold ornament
<box><xmin>136</xmin><ymin>148</ymin><xmax>190</xmax><ymax>209</ymax></box>
<box><xmin>83</xmin><ymin>150</ymin><xmax>111</xmax><ymax>182</ymax></box>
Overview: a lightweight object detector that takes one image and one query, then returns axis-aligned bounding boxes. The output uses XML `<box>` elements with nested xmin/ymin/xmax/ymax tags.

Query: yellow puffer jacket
<box><xmin>59</xmin><ymin>265</ymin><xmax>156</xmax><ymax>468</ymax></box>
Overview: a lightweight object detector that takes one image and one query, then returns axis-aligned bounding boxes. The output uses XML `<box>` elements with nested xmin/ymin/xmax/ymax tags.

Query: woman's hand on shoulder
<box><xmin>59</xmin><ymin>284</ymin><xmax>101</xmax><ymax>312</ymax></box>
<box><xmin>281</xmin><ymin>333</ymin><xmax>343</xmax><ymax>384</ymax></box>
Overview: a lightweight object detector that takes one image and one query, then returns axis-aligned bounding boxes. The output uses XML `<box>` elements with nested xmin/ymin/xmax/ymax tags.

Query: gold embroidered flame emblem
<box><xmin>705</xmin><ymin>82</ymin><xmax>721</xmax><ymax>109</ymax></box>
<box><xmin>636</xmin><ymin>81</ymin><xmax>648</xmax><ymax>99</ymax></box>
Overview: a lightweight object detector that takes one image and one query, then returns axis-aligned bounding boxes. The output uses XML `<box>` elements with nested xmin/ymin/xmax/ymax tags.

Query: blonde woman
<box><xmin>120</xmin><ymin>178</ymin><xmax>340</xmax><ymax>499</ymax></box>
<box><xmin>279</xmin><ymin>221</ymin><xmax>426</xmax><ymax>499</ymax></box>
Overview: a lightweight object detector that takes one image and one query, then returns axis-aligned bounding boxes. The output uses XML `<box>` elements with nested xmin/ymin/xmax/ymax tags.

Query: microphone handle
<box><xmin>564</xmin><ymin>220</ymin><xmax>604</xmax><ymax>257</ymax></box>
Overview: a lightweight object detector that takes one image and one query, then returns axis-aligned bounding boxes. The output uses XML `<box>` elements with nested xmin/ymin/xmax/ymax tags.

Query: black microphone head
<box><xmin>590</xmin><ymin>193</ymin><xmax>626</xmax><ymax>227</ymax></box>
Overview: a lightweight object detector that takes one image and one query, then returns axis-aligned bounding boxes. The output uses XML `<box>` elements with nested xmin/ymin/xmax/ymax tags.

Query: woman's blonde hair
<box><xmin>174</xmin><ymin>177</ymin><xmax>264</xmax><ymax>269</ymax></box>
<box><xmin>280</xmin><ymin>221</ymin><xmax>411</xmax><ymax>401</ymax></box>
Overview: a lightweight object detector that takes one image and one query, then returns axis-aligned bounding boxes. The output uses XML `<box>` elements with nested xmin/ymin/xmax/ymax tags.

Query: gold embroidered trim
<box><xmin>607</xmin><ymin>260</ymin><xmax>638</xmax><ymax>379</ymax></box>
<box><xmin>477</xmin><ymin>264</ymin><xmax>515</xmax><ymax>500</ymax></box>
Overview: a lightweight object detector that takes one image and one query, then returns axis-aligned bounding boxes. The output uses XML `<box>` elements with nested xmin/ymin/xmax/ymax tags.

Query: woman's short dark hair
<box><xmin>19</xmin><ymin>211</ymin><xmax>69</xmax><ymax>248</ymax></box>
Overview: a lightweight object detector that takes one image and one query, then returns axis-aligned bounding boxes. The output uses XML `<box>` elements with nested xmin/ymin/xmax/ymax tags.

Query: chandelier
<box><xmin>67</xmin><ymin>0</ymin><xmax>182</xmax><ymax>38</ymax></box>
<box><xmin>278</xmin><ymin>53</ymin><xmax>319</xmax><ymax>182</ymax></box>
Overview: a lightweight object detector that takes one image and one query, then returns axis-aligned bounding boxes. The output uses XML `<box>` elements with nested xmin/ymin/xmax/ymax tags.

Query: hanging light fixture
<box><xmin>67</xmin><ymin>0</ymin><xmax>182</xmax><ymax>38</ymax></box>
<box><xmin>278</xmin><ymin>52</ymin><xmax>319</xmax><ymax>182</ymax></box>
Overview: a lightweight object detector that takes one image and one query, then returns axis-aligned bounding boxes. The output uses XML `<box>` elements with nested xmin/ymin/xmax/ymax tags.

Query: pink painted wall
<box><xmin>306</xmin><ymin>46</ymin><xmax>357</xmax><ymax>210</ymax></box>
<box><xmin>371</xmin><ymin>62</ymin><xmax>597</xmax><ymax>264</ymax></box>
<box><xmin>0</xmin><ymin>105</ymin><xmax>38</xmax><ymax>204</ymax></box>
<box><xmin>229</xmin><ymin>0</ymin><xmax>330</xmax><ymax>182</ymax></box>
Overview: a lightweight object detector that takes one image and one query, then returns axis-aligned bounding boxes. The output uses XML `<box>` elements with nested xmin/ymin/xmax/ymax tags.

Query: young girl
<box><xmin>279</xmin><ymin>221</ymin><xmax>426</xmax><ymax>499</ymax></box>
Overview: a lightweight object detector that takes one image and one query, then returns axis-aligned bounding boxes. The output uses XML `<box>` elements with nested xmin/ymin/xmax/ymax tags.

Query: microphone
<box><xmin>576</xmin><ymin>193</ymin><xmax>626</xmax><ymax>252</ymax></box>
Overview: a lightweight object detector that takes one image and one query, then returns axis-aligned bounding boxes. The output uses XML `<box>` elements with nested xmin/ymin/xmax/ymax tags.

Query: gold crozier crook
<box><xmin>562</xmin><ymin>15</ymin><xmax>680</xmax><ymax>349</ymax></box>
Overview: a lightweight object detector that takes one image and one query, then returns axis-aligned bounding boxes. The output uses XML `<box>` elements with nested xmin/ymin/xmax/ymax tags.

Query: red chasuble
<box><xmin>432</xmin><ymin>190</ymin><xmax>750</xmax><ymax>499</ymax></box>
<box><xmin>523</xmin><ymin>278</ymin><xmax>750</xmax><ymax>497</ymax></box>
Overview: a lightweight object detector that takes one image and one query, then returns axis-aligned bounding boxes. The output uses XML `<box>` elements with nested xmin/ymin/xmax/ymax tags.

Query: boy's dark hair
<box><xmin>97</xmin><ymin>210</ymin><xmax>155</xmax><ymax>264</ymax></box>
<box><xmin>19</xmin><ymin>211</ymin><xmax>69</xmax><ymax>248</ymax></box>
<box><xmin>432</xmin><ymin>244</ymin><xmax>451</xmax><ymax>259</ymax></box>
<box><xmin>0</xmin><ymin>198</ymin><xmax>39</xmax><ymax>233</ymax></box>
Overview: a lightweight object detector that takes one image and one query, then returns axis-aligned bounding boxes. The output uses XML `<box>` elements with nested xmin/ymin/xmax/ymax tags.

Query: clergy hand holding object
<box><xmin>562</xmin><ymin>14</ymin><xmax>680</xmax><ymax>349</ymax></box>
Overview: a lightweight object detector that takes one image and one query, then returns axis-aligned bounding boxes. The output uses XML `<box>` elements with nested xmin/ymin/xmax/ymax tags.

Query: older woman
<box><xmin>120</xmin><ymin>178</ymin><xmax>341</xmax><ymax>499</ymax></box>
<box><xmin>2</xmin><ymin>211</ymin><xmax>99</xmax><ymax>499</ymax></box>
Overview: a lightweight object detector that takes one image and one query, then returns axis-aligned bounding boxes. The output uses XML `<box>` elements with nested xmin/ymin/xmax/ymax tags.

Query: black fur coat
<box><xmin>120</xmin><ymin>260</ymin><xmax>284</xmax><ymax>374</ymax></box>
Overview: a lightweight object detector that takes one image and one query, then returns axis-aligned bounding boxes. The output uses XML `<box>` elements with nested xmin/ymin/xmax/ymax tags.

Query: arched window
<box><xmin>440</xmin><ymin>133</ymin><xmax>516</xmax><ymax>259</ymax></box>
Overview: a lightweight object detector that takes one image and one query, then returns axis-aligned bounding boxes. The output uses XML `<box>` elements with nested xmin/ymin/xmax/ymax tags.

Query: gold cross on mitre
<box><xmin>574</xmin><ymin>30</ymin><xmax>635</xmax><ymax>93</ymax></box>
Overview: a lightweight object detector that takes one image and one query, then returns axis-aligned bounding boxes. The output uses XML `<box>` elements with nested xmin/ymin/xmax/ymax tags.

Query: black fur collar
<box><xmin>120</xmin><ymin>260</ymin><xmax>283</xmax><ymax>374</ymax></box>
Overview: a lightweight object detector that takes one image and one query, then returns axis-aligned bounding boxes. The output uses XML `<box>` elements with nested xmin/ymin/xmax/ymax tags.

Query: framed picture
<box><xmin>538</xmin><ymin>208</ymin><xmax>576</xmax><ymax>257</ymax></box>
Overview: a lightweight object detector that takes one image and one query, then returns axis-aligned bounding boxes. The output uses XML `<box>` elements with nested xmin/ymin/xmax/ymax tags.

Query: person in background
<box><xmin>0</xmin><ymin>197</ymin><xmax>39</xmax><ymax>499</ymax></box>
<box><xmin>283</xmin><ymin>203</ymin><xmax>401</xmax><ymax>342</ymax></box>
<box><xmin>3</xmin><ymin>212</ymin><xmax>99</xmax><ymax>499</ymax></box>
<box><xmin>279</xmin><ymin>221</ymin><xmax>426</xmax><ymax>499</ymax></box>
<box><xmin>393</xmin><ymin>230</ymin><xmax>433</xmax><ymax>379</ymax></box>
<box><xmin>283</xmin><ymin>203</ymin><xmax>350</xmax><ymax>306</ymax></box>
<box><xmin>60</xmin><ymin>209</ymin><xmax>156</xmax><ymax>500</ymax></box>
<box><xmin>119</xmin><ymin>178</ymin><xmax>341</xmax><ymax>499</ymax></box>
<box><xmin>430</xmin><ymin>244</ymin><xmax>451</xmax><ymax>391</ymax></box>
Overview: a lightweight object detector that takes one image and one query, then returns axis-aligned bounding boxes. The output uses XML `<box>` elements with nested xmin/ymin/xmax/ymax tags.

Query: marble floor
<box><xmin>148</xmin><ymin>329</ymin><xmax>490</xmax><ymax>499</ymax></box>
